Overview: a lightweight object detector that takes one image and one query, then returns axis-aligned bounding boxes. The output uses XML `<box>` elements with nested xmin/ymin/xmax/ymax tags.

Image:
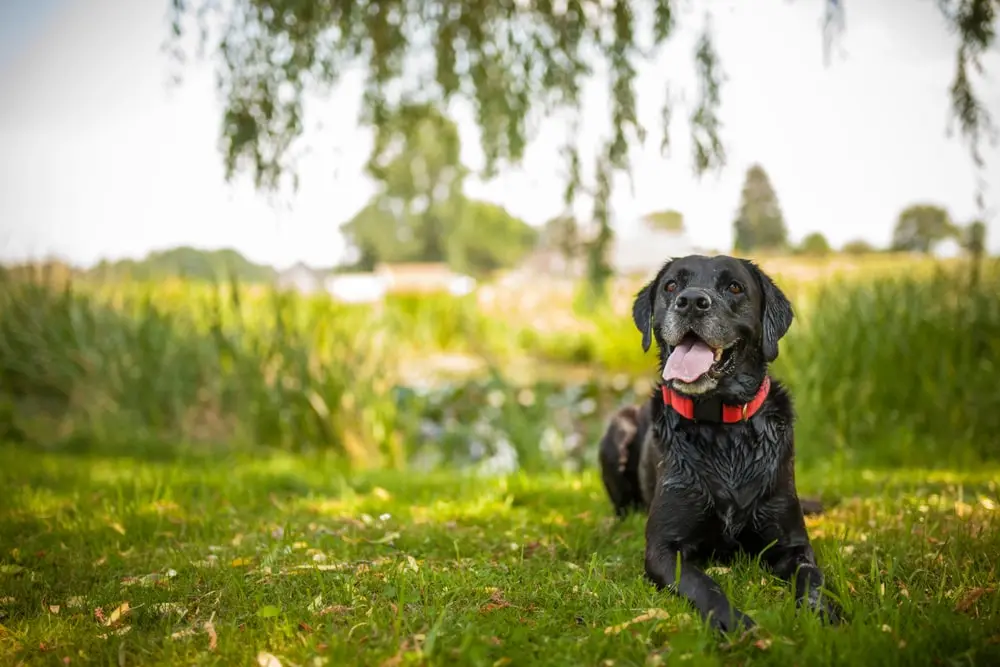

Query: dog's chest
<box><xmin>666</xmin><ymin>423</ymin><xmax>779</xmax><ymax>533</ymax></box>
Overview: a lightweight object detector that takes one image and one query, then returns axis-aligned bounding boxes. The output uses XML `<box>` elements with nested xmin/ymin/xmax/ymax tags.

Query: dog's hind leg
<box><xmin>598</xmin><ymin>406</ymin><xmax>646</xmax><ymax>518</ymax></box>
<box><xmin>799</xmin><ymin>497</ymin><xmax>825</xmax><ymax>516</ymax></box>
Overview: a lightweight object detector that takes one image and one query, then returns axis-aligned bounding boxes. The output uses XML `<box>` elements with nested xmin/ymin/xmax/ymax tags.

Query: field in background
<box><xmin>1</xmin><ymin>252</ymin><xmax>996</xmax><ymax>472</ymax></box>
<box><xmin>3</xmin><ymin>252</ymin><xmax>1000</xmax><ymax>666</ymax></box>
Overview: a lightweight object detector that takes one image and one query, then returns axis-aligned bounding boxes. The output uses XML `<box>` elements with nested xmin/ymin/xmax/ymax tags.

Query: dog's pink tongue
<box><xmin>663</xmin><ymin>339</ymin><xmax>715</xmax><ymax>383</ymax></box>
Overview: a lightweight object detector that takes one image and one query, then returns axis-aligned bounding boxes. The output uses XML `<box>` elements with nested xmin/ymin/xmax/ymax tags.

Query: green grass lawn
<box><xmin>2</xmin><ymin>444</ymin><xmax>999</xmax><ymax>667</ymax></box>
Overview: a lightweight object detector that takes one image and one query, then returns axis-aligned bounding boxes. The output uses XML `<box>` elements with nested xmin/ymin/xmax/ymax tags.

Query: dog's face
<box><xmin>632</xmin><ymin>255</ymin><xmax>793</xmax><ymax>396</ymax></box>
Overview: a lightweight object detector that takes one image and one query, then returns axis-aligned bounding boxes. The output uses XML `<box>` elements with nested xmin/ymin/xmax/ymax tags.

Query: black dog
<box><xmin>598</xmin><ymin>254</ymin><xmax>839</xmax><ymax>632</ymax></box>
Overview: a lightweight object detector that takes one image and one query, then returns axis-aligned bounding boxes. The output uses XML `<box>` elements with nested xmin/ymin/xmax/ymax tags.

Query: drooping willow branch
<box><xmin>167</xmin><ymin>0</ymin><xmax>997</xmax><ymax>286</ymax></box>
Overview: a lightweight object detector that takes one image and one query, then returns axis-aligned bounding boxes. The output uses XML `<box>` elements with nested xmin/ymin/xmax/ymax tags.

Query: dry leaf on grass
<box><xmin>204</xmin><ymin>619</ymin><xmax>218</xmax><ymax>651</ymax></box>
<box><xmin>480</xmin><ymin>590</ymin><xmax>512</xmax><ymax>613</ymax></box>
<box><xmin>104</xmin><ymin>602</ymin><xmax>131</xmax><ymax>627</ymax></box>
<box><xmin>604</xmin><ymin>609</ymin><xmax>670</xmax><ymax>635</ymax></box>
<box><xmin>257</xmin><ymin>651</ymin><xmax>283</xmax><ymax>667</ymax></box>
<box><xmin>955</xmin><ymin>587</ymin><xmax>995</xmax><ymax>613</ymax></box>
<box><xmin>315</xmin><ymin>605</ymin><xmax>352</xmax><ymax>616</ymax></box>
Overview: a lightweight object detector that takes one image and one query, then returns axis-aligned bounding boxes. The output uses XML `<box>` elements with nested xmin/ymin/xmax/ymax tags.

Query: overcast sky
<box><xmin>1</xmin><ymin>0</ymin><xmax>998</xmax><ymax>269</ymax></box>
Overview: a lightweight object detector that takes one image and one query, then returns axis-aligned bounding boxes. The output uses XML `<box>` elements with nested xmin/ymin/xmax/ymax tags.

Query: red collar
<box><xmin>661</xmin><ymin>376</ymin><xmax>771</xmax><ymax>424</ymax></box>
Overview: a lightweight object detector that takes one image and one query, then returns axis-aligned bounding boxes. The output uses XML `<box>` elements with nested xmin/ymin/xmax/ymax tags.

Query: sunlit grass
<box><xmin>1</xmin><ymin>445</ymin><xmax>998</xmax><ymax>666</ymax></box>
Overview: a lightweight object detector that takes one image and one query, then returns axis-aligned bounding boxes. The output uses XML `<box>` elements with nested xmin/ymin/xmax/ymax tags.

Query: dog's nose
<box><xmin>673</xmin><ymin>288</ymin><xmax>713</xmax><ymax>315</ymax></box>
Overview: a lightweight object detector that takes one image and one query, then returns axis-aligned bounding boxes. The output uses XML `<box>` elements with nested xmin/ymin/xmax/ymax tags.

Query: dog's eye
<box><xmin>664</xmin><ymin>280</ymin><xmax>678</xmax><ymax>293</ymax></box>
<box><xmin>728</xmin><ymin>281</ymin><xmax>743</xmax><ymax>295</ymax></box>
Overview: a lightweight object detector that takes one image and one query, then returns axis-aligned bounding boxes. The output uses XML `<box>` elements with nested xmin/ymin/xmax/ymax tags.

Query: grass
<box><xmin>2</xmin><ymin>254</ymin><xmax>999</xmax><ymax>664</ymax></box>
<box><xmin>2</xmin><ymin>445</ymin><xmax>999</xmax><ymax>666</ymax></box>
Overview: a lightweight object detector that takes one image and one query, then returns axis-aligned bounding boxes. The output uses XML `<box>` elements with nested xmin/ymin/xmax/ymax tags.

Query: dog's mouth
<box><xmin>662</xmin><ymin>333</ymin><xmax>735</xmax><ymax>384</ymax></box>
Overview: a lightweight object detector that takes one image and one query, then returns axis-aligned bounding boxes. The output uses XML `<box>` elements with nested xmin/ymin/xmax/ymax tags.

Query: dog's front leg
<box><xmin>767</xmin><ymin>541</ymin><xmax>841</xmax><ymax>625</ymax></box>
<box><xmin>643</xmin><ymin>490</ymin><xmax>755</xmax><ymax>633</ymax></box>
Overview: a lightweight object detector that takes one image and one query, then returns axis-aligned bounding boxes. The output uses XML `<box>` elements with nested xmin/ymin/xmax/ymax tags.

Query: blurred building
<box><xmin>374</xmin><ymin>262</ymin><xmax>475</xmax><ymax>296</ymax></box>
<box><xmin>275</xmin><ymin>262</ymin><xmax>328</xmax><ymax>294</ymax></box>
<box><xmin>608</xmin><ymin>224</ymin><xmax>706</xmax><ymax>278</ymax></box>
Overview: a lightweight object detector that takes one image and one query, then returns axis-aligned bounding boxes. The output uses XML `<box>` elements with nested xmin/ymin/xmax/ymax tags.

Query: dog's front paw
<box><xmin>799</xmin><ymin>595</ymin><xmax>842</xmax><ymax>626</ymax></box>
<box><xmin>707</xmin><ymin>607</ymin><xmax>756</xmax><ymax>634</ymax></box>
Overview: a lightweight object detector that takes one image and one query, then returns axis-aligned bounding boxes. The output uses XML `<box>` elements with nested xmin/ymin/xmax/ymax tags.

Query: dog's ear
<box><xmin>743</xmin><ymin>260</ymin><xmax>793</xmax><ymax>362</ymax></box>
<box><xmin>632</xmin><ymin>262</ymin><xmax>670</xmax><ymax>352</ymax></box>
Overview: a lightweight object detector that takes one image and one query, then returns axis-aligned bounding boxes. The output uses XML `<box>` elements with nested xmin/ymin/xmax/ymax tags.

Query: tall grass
<box><xmin>1</xmin><ymin>258</ymin><xmax>997</xmax><ymax>471</ymax></box>
<box><xmin>776</xmin><ymin>260</ymin><xmax>1000</xmax><ymax>468</ymax></box>
<box><xmin>0</xmin><ymin>274</ymin><xmax>402</xmax><ymax>468</ymax></box>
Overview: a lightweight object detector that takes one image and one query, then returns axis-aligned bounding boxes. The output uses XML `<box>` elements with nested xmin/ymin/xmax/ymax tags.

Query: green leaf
<box><xmin>256</xmin><ymin>605</ymin><xmax>281</xmax><ymax>618</ymax></box>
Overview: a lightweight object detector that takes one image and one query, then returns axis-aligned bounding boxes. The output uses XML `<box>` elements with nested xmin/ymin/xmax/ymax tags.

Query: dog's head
<box><xmin>631</xmin><ymin>254</ymin><xmax>793</xmax><ymax>398</ymax></box>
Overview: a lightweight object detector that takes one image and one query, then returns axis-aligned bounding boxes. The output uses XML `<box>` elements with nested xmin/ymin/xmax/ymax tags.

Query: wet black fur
<box><xmin>597</xmin><ymin>254</ymin><xmax>840</xmax><ymax>633</ymax></box>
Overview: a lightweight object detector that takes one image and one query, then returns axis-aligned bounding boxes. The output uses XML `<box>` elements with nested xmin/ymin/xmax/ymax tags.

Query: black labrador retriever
<box><xmin>598</xmin><ymin>254</ymin><xmax>839</xmax><ymax>633</ymax></box>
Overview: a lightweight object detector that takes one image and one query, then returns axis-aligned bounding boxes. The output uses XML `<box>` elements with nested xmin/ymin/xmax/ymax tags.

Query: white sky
<box><xmin>1</xmin><ymin>0</ymin><xmax>998</xmax><ymax>270</ymax></box>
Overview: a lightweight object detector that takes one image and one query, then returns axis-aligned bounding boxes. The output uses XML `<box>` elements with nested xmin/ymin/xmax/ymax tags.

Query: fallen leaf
<box><xmin>955</xmin><ymin>587</ymin><xmax>995</xmax><ymax>613</ymax></box>
<box><xmin>370</xmin><ymin>532</ymin><xmax>401</xmax><ymax>545</ymax></box>
<box><xmin>231</xmin><ymin>558</ymin><xmax>251</xmax><ymax>567</ymax></box>
<box><xmin>257</xmin><ymin>651</ymin><xmax>282</xmax><ymax>667</ymax></box>
<box><xmin>153</xmin><ymin>602</ymin><xmax>186</xmax><ymax>616</ymax></box>
<box><xmin>0</xmin><ymin>564</ymin><xmax>25</xmax><ymax>575</ymax></box>
<box><xmin>481</xmin><ymin>590</ymin><xmax>512</xmax><ymax>613</ymax></box>
<box><xmin>104</xmin><ymin>602</ymin><xmax>131</xmax><ymax>627</ymax></box>
<box><xmin>401</xmin><ymin>555</ymin><xmax>419</xmax><ymax>573</ymax></box>
<box><xmin>315</xmin><ymin>605</ymin><xmax>351</xmax><ymax>616</ymax></box>
<box><xmin>298</xmin><ymin>621</ymin><xmax>314</xmax><ymax>633</ymax></box>
<box><xmin>753</xmin><ymin>638</ymin><xmax>772</xmax><ymax>651</ymax></box>
<box><xmin>109</xmin><ymin>522</ymin><xmax>126</xmax><ymax>536</ymax></box>
<box><xmin>204</xmin><ymin>619</ymin><xmax>217</xmax><ymax>651</ymax></box>
<box><xmin>604</xmin><ymin>609</ymin><xmax>670</xmax><ymax>635</ymax></box>
<box><xmin>49</xmin><ymin>605</ymin><xmax>60</xmax><ymax>614</ymax></box>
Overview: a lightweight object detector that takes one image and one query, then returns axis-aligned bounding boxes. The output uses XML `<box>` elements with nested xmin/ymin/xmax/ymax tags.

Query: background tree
<box><xmin>962</xmin><ymin>220</ymin><xmax>988</xmax><ymax>257</ymax></box>
<box><xmin>962</xmin><ymin>219</ymin><xmax>988</xmax><ymax>287</ymax></box>
<box><xmin>798</xmin><ymin>232</ymin><xmax>832</xmax><ymax>257</ymax></box>
<box><xmin>641</xmin><ymin>209</ymin><xmax>685</xmax><ymax>233</ymax></box>
<box><xmin>167</xmin><ymin>0</ymin><xmax>999</xmax><ymax>295</ymax></box>
<box><xmin>447</xmin><ymin>201</ymin><xmax>538</xmax><ymax>278</ymax></box>
<box><xmin>539</xmin><ymin>215</ymin><xmax>582</xmax><ymax>264</ymax></box>
<box><xmin>842</xmin><ymin>239</ymin><xmax>877</xmax><ymax>255</ymax></box>
<box><xmin>366</xmin><ymin>103</ymin><xmax>467</xmax><ymax>262</ymax></box>
<box><xmin>732</xmin><ymin>164</ymin><xmax>789</xmax><ymax>253</ymax></box>
<box><xmin>890</xmin><ymin>204</ymin><xmax>957</xmax><ymax>253</ymax></box>
<box><xmin>341</xmin><ymin>104</ymin><xmax>536</xmax><ymax>275</ymax></box>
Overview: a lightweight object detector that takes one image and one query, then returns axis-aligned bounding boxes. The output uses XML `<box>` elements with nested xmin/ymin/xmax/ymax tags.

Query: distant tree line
<box><xmin>729</xmin><ymin>163</ymin><xmax>989</xmax><ymax>259</ymax></box>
